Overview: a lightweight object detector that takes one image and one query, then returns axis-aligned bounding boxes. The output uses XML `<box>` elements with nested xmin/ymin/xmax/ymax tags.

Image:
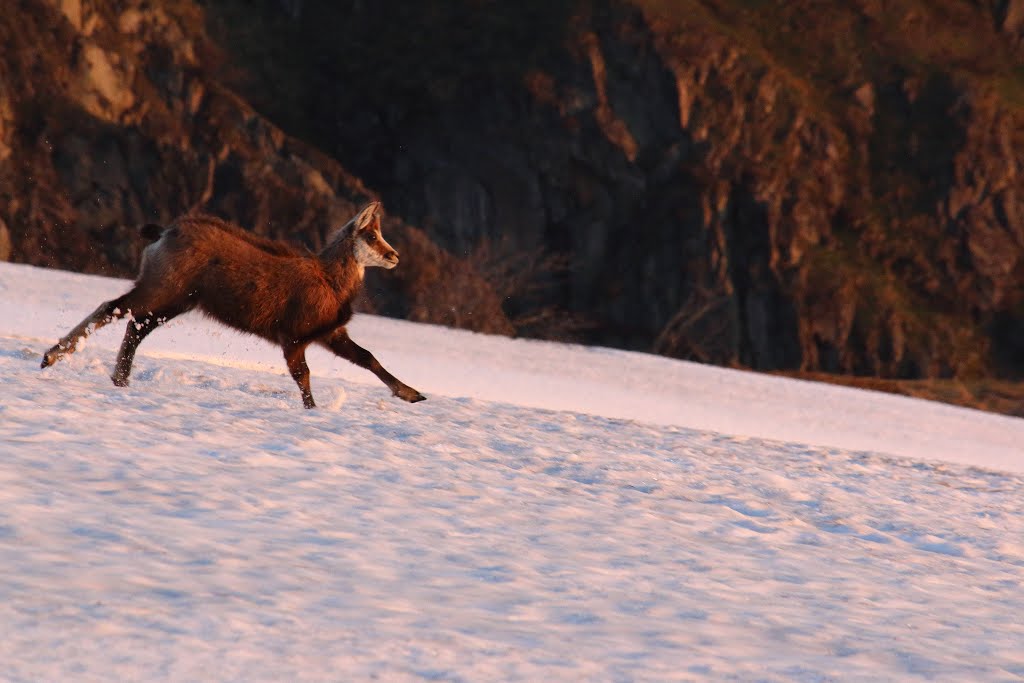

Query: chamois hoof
<box><xmin>111</xmin><ymin>374</ymin><xmax>130</xmax><ymax>388</ymax></box>
<box><xmin>395</xmin><ymin>387</ymin><xmax>426</xmax><ymax>403</ymax></box>
<box><xmin>40</xmin><ymin>347</ymin><xmax>61</xmax><ymax>369</ymax></box>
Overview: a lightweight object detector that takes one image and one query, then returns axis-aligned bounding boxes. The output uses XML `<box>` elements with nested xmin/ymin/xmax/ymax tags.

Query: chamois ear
<box><xmin>354</xmin><ymin>201</ymin><xmax>382</xmax><ymax>231</ymax></box>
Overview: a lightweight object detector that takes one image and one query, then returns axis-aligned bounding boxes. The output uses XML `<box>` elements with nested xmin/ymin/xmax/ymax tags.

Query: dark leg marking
<box><xmin>41</xmin><ymin>293</ymin><xmax>134</xmax><ymax>368</ymax></box>
<box><xmin>322</xmin><ymin>329</ymin><xmax>425</xmax><ymax>403</ymax></box>
<box><xmin>283</xmin><ymin>341</ymin><xmax>316</xmax><ymax>409</ymax></box>
<box><xmin>111</xmin><ymin>309</ymin><xmax>182</xmax><ymax>387</ymax></box>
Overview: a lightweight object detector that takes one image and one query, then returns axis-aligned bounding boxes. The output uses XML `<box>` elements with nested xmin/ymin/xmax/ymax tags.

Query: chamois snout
<box><xmin>355</xmin><ymin>233</ymin><xmax>400</xmax><ymax>269</ymax></box>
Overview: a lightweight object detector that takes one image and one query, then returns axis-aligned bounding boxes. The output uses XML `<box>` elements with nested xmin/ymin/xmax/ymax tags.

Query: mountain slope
<box><xmin>6</xmin><ymin>261</ymin><xmax>1024</xmax><ymax>470</ymax></box>
<box><xmin>3</xmin><ymin>261</ymin><xmax>1024</xmax><ymax>680</ymax></box>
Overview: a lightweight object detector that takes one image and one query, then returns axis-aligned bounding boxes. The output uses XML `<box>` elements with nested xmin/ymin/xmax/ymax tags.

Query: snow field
<box><xmin>1</xmin><ymin>262</ymin><xmax>1023</xmax><ymax>681</ymax></box>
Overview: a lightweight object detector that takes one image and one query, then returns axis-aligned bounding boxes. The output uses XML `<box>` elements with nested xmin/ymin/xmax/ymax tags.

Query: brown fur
<box><xmin>41</xmin><ymin>203</ymin><xmax>425</xmax><ymax>409</ymax></box>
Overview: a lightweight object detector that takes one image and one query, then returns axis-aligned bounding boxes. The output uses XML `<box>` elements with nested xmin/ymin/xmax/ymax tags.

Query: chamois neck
<box><xmin>319</xmin><ymin>239</ymin><xmax>364</xmax><ymax>288</ymax></box>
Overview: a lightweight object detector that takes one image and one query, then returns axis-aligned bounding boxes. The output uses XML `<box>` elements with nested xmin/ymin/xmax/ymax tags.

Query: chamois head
<box><xmin>335</xmin><ymin>201</ymin><xmax>399</xmax><ymax>269</ymax></box>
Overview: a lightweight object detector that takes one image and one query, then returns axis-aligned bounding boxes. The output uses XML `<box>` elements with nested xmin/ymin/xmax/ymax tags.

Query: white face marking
<box><xmin>354</xmin><ymin>232</ymin><xmax>399</xmax><ymax>270</ymax></box>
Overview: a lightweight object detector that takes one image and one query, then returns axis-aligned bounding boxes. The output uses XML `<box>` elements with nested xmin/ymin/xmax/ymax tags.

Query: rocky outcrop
<box><xmin>206</xmin><ymin>0</ymin><xmax>1024</xmax><ymax>378</ymax></box>
<box><xmin>0</xmin><ymin>215</ymin><xmax>10</xmax><ymax>262</ymax></box>
<box><xmin>0</xmin><ymin>0</ymin><xmax>511</xmax><ymax>333</ymax></box>
<box><xmin>3</xmin><ymin>0</ymin><xmax>1023</xmax><ymax>379</ymax></box>
<box><xmin>992</xmin><ymin>0</ymin><xmax>1024</xmax><ymax>37</ymax></box>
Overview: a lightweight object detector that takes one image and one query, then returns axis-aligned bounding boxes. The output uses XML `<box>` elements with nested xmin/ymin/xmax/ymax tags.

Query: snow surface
<box><xmin>1</xmin><ymin>261</ymin><xmax>1023</xmax><ymax>681</ymax></box>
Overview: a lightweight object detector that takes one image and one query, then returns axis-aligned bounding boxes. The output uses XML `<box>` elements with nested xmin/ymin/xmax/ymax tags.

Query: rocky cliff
<box><xmin>3</xmin><ymin>0</ymin><xmax>1024</xmax><ymax>380</ymax></box>
<box><xmin>0</xmin><ymin>0</ymin><xmax>512</xmax><ymax>333</ymax></box>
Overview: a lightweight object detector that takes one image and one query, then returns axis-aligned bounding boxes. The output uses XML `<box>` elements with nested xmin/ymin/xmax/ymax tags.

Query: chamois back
<box><xmin>139</xmin><ymin>214</ymin><xmax>356</xmax><ymax>343</ymax></box>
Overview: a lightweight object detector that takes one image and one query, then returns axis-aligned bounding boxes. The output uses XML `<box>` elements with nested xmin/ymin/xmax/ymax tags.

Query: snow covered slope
<box><xmin>1</xmin><ymin>262</ymin><xmax>1023</xmax><ymax>681</ymax></box>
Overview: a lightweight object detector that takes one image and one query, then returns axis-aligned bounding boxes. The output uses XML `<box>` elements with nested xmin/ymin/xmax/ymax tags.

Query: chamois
<box><xmin>41</xmin><ymin>202</ymin><xmax>426</xmax><ymax>409</ymax></box>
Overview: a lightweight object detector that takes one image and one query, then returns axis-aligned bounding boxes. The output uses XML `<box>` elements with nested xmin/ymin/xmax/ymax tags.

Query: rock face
<box><xmin>3</xmin><ymin>0</ymin><xmax>1024</xmax><ymax>379</ymax></box>
<box><xmin>0</xmin><ymin>216</ymin><xmax>10</xmax><ymax>262</ymax></box>
<box><xmin>0</xmin><ymin>0</ymin><xmax>511</xmax><ymax>333</ymax></box>
<box><xmin>993</xmin><ymin>0</ymin><xmax>1024</xmax><ymax>37</ymax></box>
<box><xmin>208</xmin><ymin>0</ymin><xmax>1024</xmax><ymax>379</ymax></box>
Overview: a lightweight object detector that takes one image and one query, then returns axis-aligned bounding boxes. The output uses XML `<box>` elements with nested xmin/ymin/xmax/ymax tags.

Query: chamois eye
<box><xmin>366</xmin><ymin>233</ymin><xmax>377</xmax><ymax>243</ymax></box>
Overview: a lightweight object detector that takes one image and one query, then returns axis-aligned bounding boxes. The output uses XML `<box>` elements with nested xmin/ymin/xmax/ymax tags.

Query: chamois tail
<box><xmin>140</xmin><ymin>223</ymin><xmax>165</xmax><ymax>242</ymax></box>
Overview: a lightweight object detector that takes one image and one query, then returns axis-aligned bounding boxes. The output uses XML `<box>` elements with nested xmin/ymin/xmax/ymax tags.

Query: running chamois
<box><xmin>41</xmin><ymin>202</ymin><xmax>426</xmax><ymax>409</ymax></box>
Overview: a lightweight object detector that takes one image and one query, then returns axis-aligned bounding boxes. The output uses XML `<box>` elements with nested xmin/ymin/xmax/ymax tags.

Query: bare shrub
<box><xmin>367</xmin><ymin>222</ymin><xmax>516</xmax><ymax>335</ymax></box>
<box><xmin>653</xmin><ymin>285</ymin><xmax>734</xmax><ymax>363</ymax></box>
<box><xmin>469</xmin><ymin>237</ymin><xmax>593</xmax><ymax>341</ymax></box>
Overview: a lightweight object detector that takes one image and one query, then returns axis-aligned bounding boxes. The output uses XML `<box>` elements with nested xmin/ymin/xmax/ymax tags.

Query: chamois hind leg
<box><xmin>41</xmin><ymin>292</ymin><xmax>139</xmax><ymax>369</ymax></box>
<box><xmin>111</xmin><ymin>308</ymin><xmax>185</xmax><ymax>387</ymax></box>
<box><xmin>321</xmin><ymin>329</ymin><xmax>425</xmax><ymax>403</ymax></box>
<box><xmin>283</xmin><ymin>341</ymin><xmax>316</xmax><ymax>409</ymax></box>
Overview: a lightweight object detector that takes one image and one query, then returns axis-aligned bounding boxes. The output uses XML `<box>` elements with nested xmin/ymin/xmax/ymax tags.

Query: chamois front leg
<box><xmin>283</xmin><ymin>341</ymin><xmax>316</xmax><ymax>409</ymax></box>
<box><xmin>322</xmin><ymin>329</ymin><xmax>426</xmax><ymax>403</ymax></box>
